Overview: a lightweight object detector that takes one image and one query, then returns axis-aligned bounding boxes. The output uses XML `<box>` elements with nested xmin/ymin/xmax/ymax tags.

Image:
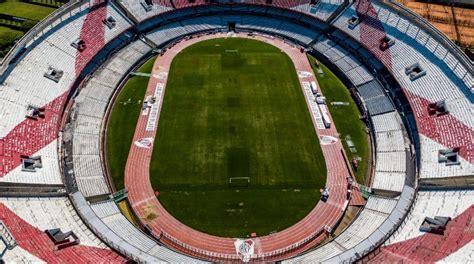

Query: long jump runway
<box><xmin>124</xmin><ymin>32</ymin><xmax>364</xmax><ymax>262</ymax></box>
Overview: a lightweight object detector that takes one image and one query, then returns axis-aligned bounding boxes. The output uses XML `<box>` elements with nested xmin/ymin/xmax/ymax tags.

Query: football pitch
<box><xmin>150</xmin><ymin>38</ymin><xmax>326</xmax><ymax>237</ymax></box>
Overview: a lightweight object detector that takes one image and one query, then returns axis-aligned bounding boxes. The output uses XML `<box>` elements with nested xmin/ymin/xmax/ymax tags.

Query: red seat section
<box><xmin>0</xmin><ymin>203</ymin><xmax>126</xmax><ymax>263</ymax></box>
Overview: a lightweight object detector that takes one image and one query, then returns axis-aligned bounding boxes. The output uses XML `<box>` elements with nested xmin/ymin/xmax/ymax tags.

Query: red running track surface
<box><xmin>125</xmin><ymin>33</ymin><xmax>364</xmax><ymax>262</ymax></box>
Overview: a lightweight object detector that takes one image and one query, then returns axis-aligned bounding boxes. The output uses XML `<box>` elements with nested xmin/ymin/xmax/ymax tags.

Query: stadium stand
<box><xmin>70</xmin><ymin>38</ymin><xmax>153</xmax><ymax>199</ymax></box>
<box><xmin>364</xmin><ymin>190</ymin><xmax>474</xmax><ymax>263</ymax></box>
<box><xmin>0</xmin><ymin>197</ymin><xmax>124</xmax><ymax>262</ymax></box>
<box><xmin>0</xmin><ymin>0</ymin><xmax>471</xmax><ymax>262</ymax></box>
<box><xmin>285</xmin><ymin>190</ymin><xmax>414</xmax><ymax>263</ymax></box>
<box><xmin>71</xmin><ymin>192</ymin><xmax>202</xmax><ymax>263</ymax></box>
<box><xmin>332</xmin><ymin>0</ymin><xmax>472</xmax><ymax>182</ymax></box>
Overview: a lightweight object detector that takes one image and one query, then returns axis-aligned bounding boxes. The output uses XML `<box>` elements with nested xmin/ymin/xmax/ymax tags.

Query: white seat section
<box><xmin>90</xmin><ymin>200</ymin><xmax>120</xmax><ymax>219</ymax></box>
<box><xmin>146</xmin><ymin>22</ymin><xmax>194</xmax><ymax>46</ymax></box>
<box><xmin>104</xmin><ymin>2</ymin><xmax>135</xmax><ymax>42</ymax></box>
<box><xmin>365</xmin><ymin>196</ymin><xmax>398</xmax><ymax>214</ymax></box>
<box><xmin>75</xmin><ymin>96</ymin><xmax>108</xmax><ymax>119</ymax></box>
<box><xmin>344</xmin><ymin>66</ymin><xmax>374</xmax><ymax>86</ymax></box>
<box><xmin>419</xmin><ymin>135</ymin><xmax>473</xmax><ymax>179</ymax></box>
<box><xmin>0</xmin><ymin>1</ymin><xmax>134</xmax><ymax>140</ymax></box>
<box><xmin>102</xmin><ymin>55</ymin><xmax>134</xmax><ymax>75</ymax></box>
<box><xmin>74</xmin><ymin>115</ymin><xmax>103</xmax><ymax>136</ymax></box>
<box><xmin>89</xmin><ymin>40</ymin><xmax>152</xmax><ymax>90</ymax></box>
<box><xmin>376</xmin><ymin>151</ymin><xmax>406</xmax><ymax>173</ymax></box>
<box><xmin>331</xmin><ymin>3</ymin><xmax>360</xmax><ymax>41</ymax></box>
<box><xmin>129</xmin><ymin>39</ymin><xmax>153</xmax><ymax>55</ymax></box>
<box><xmin>0</xmin><ymin>42</ymin><xmax>75</xmax><ymax>137</ymax></box>
<box><xmin>285</xmin><ymin>196</ymin><xmax>398</xmax><ymax>263</ymax></box>
<box><xmin>89</xmin><ymin>200</ymin><xmax>200</xmax><ymax>262</ymax></box>
<box><xmin>375</xmin><ymin>130</ymin><xmax>406</xmax><ymax>152</ymax></box>
<box><xmin>73</xmin><ymin>155</ymin><xmax>104</xmax><ymax>178</ymax></box>
<box><xmin>335</xmin><ymin>209</ymin><xmax>388</xmax><ymax>250</ymax></box>
<box><xmin>387</xmin><ymin>190</ymin><xmax>474</xmax><ymax>245</ymax></box>
<box><xmin>2</xmin><ymin>245</ymin><xmax>44</xmax><ymax>264</ymax></box>
<box><xmin>313</xmin><ymin>36</ymin><xmax>374</xmax><ymax>86</ymax></box>
<box><xmin>183</xmin><ymin>16</ymin><xmax>225</xmax><ymax>33</ymax></box>
<box><xmin>333</xmin><ymin>2</ymin><xmax>471</xmax><ymax>101</ymax></box>
<box><xmin>76</xmin><ymin>175</ymin><xmax>110</xmax><ymax>198</ymax></box>
<box><xmin>80</xmin><ymin>81</ymin><xmax>115</xmax><ymax>103</ymax></box>
<box><xmin>1</xmin><ymin>141</ymin><xmax>62</xmax><ymax>185</ymax></box>
<box><xmin>285</xmin><ymin>240</ymin><xmax>343</xmax><ymax>263</ymax></box>
<box><xmin>73</xmin><ymin>133</ymin><xmax>100</xmax><ymax>156</ymax></box>
<box><xmin>371</xmin><ymin>112</ymin><xmax>403</xmax><ymax>133</ymax></box>
<box><xmin>118</xmin><ymin>0</ymin><xmax>172</xmax><ymax>22</ymax></box>
<box><xmin>0</xmin><ymin>98</ymin><xmax>27</xmax><ymax>138</ymax></box>
<box><xmin>291</xmin><ymin>0</ymin><xmax>344</xmax><ymax>22</ymax></box>
<box><xmin>112</xmin><ymin>46</ymin><xmax>147</xmax><ymax>65</ymax></box>
<box><xmin>371</xmin><ymin>171</ymin><xmax>405</xmax><ymax>193</ymax></box>
<box><xmin>0</xmin><ymin>197</ymin><xmax>108</xmax><ymax>248</ymax></box>
<box><xmin>101</xmin><ymin>214</ymin><xmax>158</xmax><ymax>252</ymax></box>
<box><xmin>73</xmin><ymin>154</ymin><xmax>109</xmax><ymax>197</ymax></box>
<box><xmin>371</xmin><ymin>3</ymin><xmax>472</xmax><ymax>127</ymax></box>
<box><xmin>374</xmin><ymin>3</ymin><xmax>471</xmax><ymax>86</ymax></box>
<box><xmin>90</xmin><ymin>67</ymin><xmax>125</xmax><ymax>88</ymax></box>
<box><xmin>46</xmin><ymin>2</ymin><xmax>132</xmax><ymax>58</ymax></box>
<box><xmin>70</xmin><ymin>38</ymin><xmax>154</xmax><ymax>198</ymax></box>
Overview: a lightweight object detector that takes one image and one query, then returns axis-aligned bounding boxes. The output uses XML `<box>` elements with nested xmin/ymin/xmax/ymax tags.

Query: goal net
<box><xmin>229</xmin><ymin>177</ymin><xmax>250</xmax><ymax>187</ymax></box>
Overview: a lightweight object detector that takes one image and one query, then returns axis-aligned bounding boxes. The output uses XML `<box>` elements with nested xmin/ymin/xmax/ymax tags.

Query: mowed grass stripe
<box><xmin>151</xmin><ymin>38</ymin><xmax>326</xmax><ymax>237</ymax></box>
<box><xmin>308</xmin><ymin>56</ymin><xmax>369</xmax><ymax>184</ymax></box>
<box><xmin>107</xmin><ymin>56</ymin><xmax>157</xmax><ymax>190</ymax></box>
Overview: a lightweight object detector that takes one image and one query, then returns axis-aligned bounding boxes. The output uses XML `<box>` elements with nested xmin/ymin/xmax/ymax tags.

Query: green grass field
<box><xmin>0</xmin><ymin>0</ymin><xmax>57</xmax><ymax>21</ymax></box>
<box><xmin>106</xmin><ymin>56</ymin><xmax>157</xmax><ymax>190</ymax></box>
<box><xmin>0</xmin><ymin>0</ymin><xmax>58</xmax><ymax>57</ymax></box>
<box><xmin>0</xmin><ymin>26</ymin><xmax>23</xmax><ymax>48</ymax></box>
<box><xmin>149</xmin><ymin>38</ymin><xmax>325</xmax><ymax>237</ymax></box>
<box><xmin>308</xmin><ymin>56</ymin><xmax>369</xmax><ymax>184</ymax></box>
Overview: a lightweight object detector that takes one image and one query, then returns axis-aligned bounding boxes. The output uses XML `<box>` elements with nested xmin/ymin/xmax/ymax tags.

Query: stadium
<box><xmin>0</xmin><ymin>0</ymin><xmax>472</xmax><ymax>263</ymax></box>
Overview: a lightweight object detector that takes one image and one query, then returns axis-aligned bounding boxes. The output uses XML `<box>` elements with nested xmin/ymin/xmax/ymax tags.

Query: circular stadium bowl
<box><xmin>0</xmin><ymin>0</ymin><xmax>471</xmax><ymax>263</ymax></box>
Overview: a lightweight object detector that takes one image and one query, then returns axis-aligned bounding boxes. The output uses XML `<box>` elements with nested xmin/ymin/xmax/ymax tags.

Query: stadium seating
<box><xmin>331</xmin><ymin>0</ymin><xmax>473</xmax><ymax>182</ymax></box>
<box><xmin>312</xmin><ymin>36</ymin><xmax>374</xmax><ymax>86</ymax></box>
<box><xmin>370</xmin><ymin>112</ymin><xmax>408</xmax><ymax>194</ymax></box>
<box><xmin>71</xmin><ymin>38</ymin><xmax>153</xmax><ymax>198</ymax></box>
<box><xmin>0</xmin><ymin>197</ymin><xmax>124</xmax><ymax>262</ymax></box>
<box><xmin>86</xmin><ymin>197</ymin><xmax>201</xmax><ymax>263</ymax></box>
<box><xmin>0</xmin><ymin>0</ymin><xmax>471</xmax><ymax>262</ymax></box>
<box><xmin>286</xmin><ymin>196</ymin><xmax>399</xmax><ymax>263</ymax></box>
<box><xmin>366</xmin><ymin>190</ymin><xmax>474</xmax><ymax>263</ymax></box>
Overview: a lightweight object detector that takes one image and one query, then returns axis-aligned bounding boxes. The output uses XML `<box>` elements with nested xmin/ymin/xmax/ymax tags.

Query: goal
<box><xmin>229</xmin><ymin>177</ymin><xmax>250</xmax><ymax>187</ymax></box>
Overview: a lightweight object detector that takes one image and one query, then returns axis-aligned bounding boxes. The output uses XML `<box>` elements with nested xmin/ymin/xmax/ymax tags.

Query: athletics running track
<box><xmin>124</xmin><ymin>33</ymin><xmax>365</xmax><ymax>262</ymax></box>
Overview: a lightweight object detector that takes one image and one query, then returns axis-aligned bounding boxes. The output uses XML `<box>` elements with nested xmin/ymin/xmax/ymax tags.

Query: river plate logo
<box><xmin>134</xmin><ymin>137</ymin><xmax>154</xmax><ymax>149</ymax></box>
<box><xmin>297</xmin><ymin>71</ymin><xmax>313</xmax><ymax>78</ymax></box>
<box><xmin>234</xmin><ymin>239</ymin><xmax>255</xmax><ymax>262</ymax></box>
<box><xmin>320</xmin><ymin>135</ymin><xmax>338</xmax><ymax>145</ymax></box>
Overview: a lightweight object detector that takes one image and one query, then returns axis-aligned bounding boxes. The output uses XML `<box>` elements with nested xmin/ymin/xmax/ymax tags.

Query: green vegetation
<box><xmin>106</xmin><ymin>56</ymin><xmax>157</xmax><ymax>190</ymax></box>
<box><xmin>0</xmin><ymin>0</ymin><xmax>57</xmax><ymax>21</ymax></box>
<box><xmin>0</xmin><ymin>0</ymin><xmax>58</xmax><ymax>58</ymax></box>
<box><xmin>308</xmin><ymin>56</ymin><xmax>370</xmax><ymax>184</ymax></box>
<box><xmin>151</xmin><ymin>38</ymin><xmax>326</xmax><ymax>237</ymax></box>
<box><xmin>117</xmin><ymin>200</ymin><xmax>140</xmax><ymax>227</ymax></box>
<box><xmin>0</xmin><ymin>27</ymin><xmax>22</xmax><ymax>57</ymax></box>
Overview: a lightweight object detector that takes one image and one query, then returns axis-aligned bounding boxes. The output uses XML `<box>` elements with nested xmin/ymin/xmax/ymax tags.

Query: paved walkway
<box><xmin>124</xmin><ymin>33</ymin><xmax>364</xmax><ymax>262</ymax></box>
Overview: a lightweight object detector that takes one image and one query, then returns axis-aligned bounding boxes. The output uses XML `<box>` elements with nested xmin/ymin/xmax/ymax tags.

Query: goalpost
<box><xmin>229</xmin><ymin>177</ymin><xmax>250</xmax><ymax>187</ymax></box>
